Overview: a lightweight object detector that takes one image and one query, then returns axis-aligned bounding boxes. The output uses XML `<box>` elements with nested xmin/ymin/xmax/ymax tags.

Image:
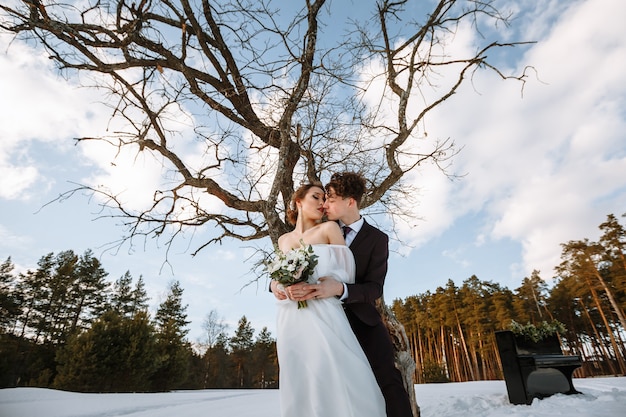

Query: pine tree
<box><xmin>599</xmin><ymin>214</ymin><xmax>626</xmax><ymax>312</ymax></box>
<box><xmin>111</xmin><ymin>271</ymin><xmax>134</xmax><ymax>317</ymax></box>
<box><xmin>15</xmin><ymin>253</ymin><xmax>55</xmax><ymax>339</ymax></box>
<box><xmin>230</xmin><ymin>315</ymin><xmax>254</xmax><ymax>388</ymax></box>
<box><xmin>111</xmin><ymin>272</ymin><xmax>149</xmax><ymax>318</ymax></box>
<box><xmin>0</xmin><ymin>257</ymin><xmax>20</xmax><ymax>332</ymax></box>
<box><xmin>151</xmin><ymin>281</ymin><xmax>191</xmax><ymax>391</ymax></box>
<box><xmin>558</xmin><ymin>239</ymin><xmax>626</xmax><ymax>374</ymax></box>
<box><xmin>20</xmin><ymin>250</ymin><xmax>111</xmax><ymax>345</ymax></box>
<box><xmin>513</xmin><ymin>270</ymin><xmax>549</xmax><ymax>324</ymax></box>
<box><xmin>131</xmin><ymin>276</ymin><xmax>150</xmax><ymax>317</ymax></box>
<box><xmin>204</xmin><ymin>332</ymin><xmax>234</xmax><ymax>388</ymax></box>
<box><xmin>65</xmin><ymin>250</ymin><xmax>110</xmax><ymax>336</ymax></box>
<box><xmin>54</xmin><ymin>310</ymin><xmax>158</xmax><ymax>392</ymax></box>
<box><xmin>41</xmin><ymin>250</ymin><xmax>79</xmax><ymax>344</ymax></box>
<box><xmin>250</xmin><ymin>327</ymin><xmax>277</xmax><ymax>388</ymax></box>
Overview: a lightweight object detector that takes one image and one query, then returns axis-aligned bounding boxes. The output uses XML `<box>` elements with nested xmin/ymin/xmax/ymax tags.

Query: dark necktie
<box><xmin>342</xmin><ymin>226</ymin><xmax>352</xmax><ymax>239</ymax></box>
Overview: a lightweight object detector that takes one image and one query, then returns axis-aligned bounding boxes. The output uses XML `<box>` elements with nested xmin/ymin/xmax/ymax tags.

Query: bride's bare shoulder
<box><xmin>277</xmin><ymin>232</ymin><xmax>298</xmax><ymax>252</ymax></box>
<box><xmin>308</xmin><ymin>221</ymin><xmax>340</xmax><ymax>237</ymax></box>
<box><xmin>319</xmin><ymin>220</ymin><xmax>341</xmax><ymax>232</ymax></box>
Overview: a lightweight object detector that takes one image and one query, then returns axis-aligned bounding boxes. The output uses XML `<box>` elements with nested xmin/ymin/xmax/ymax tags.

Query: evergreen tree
<box><xmin>111</xmin><ymin>272</ymin><xmax>149</xmax><ymax>318</ymax></box>
<box><xmin>458</xmin><ymin>276</ymin><xmax>495</xmax><ymax>380</ymax></box>
<box><xmin>513</xmin><ymin>270</ymin><xmax>549</xmax><ymax>324</ymax></box>
<box><xmin>6</xmin><ymin>212</ymin><xmax>626</xmax><ymax>390</ymax></box>
<box><xmin>40</xmin><ymin>250</ymin><xmax>79</xmax><ymax>344</ymax></box>
<box><xmin>546</xmin><ymin>277</ymin><xmax>583</xmax><ymax>348</ymax></box>
<box><xmin>2</xmin><ymin>255</ymin><xmax>59</xmax><ymax>387</ymax></box>
<box><xmin>131</xmin><ymin>276</ymin><xmax>150</xmax><ymax>317</ymax></box>
<box><xmin>151</xmin><ymin>281</ymin><xmax>191</xmax><ymax>391</ymax></box>
<box><xmin>204</xmin><ymin>332</ymin><xmax>234</xmax><ymax>388</ymax></box>
<box><xmin>230</xmin><ymin>316</ymin><xmax>254</xmax><ymax>388</ymax></box>
<box><xmin>154</xmin><ymin>281</ymin><xmax>190</xmax><ymax>337</ymax></box>
<box><xmin>557</xmin><ymin>239</ymin><xmax>626</xmax><ymax>374</ymax></box>
<box><xmin>179</xmin><ymin>350</ymin><xmax>205</xmax><ymax>389</ymax></box>
<box><xmin>15</xmin><ymin>253</ymin><xmax>54</xmax><ymax>339</ymax></box>
<box><xmin>66</xmin><ymin>250</ymin><xmax>110</xmax><ymax>336</ymax></box>
<box><xmin>0</xmin><ymin>257</ymin><xmax>20</xmax><ymax>332</ymax></box>
<box><xmin>19</xmin><ymin>250</ymin><xmax>111</xmax><ymax>345</ymax></box>
<box><xmin>54</xmin><ymin>310</ymin><xmax>158</xmax><ymax>392</ymax></box>
<box><xmin>111</xmin><ymin>271</ymin><xmax>134</xmax><ymax>317</ymax></box>
<box><xmin>599</xmin><ymin>214</ymin><xmax>626</xmax><ymax>311</ymax></box>
<box><xmin>0</xmin><ymin>333</ymin><xmax>26</xmax><ymax>387</ymax></box>
<box><xmin>441</xmin><ymin>280</ymin><xmax>469</xmax><ymax>381</ymax></box>
<box><xmin>250</xmin><ymin>326</ymin><xmax>277</xmax><ymax>388</ymax></box>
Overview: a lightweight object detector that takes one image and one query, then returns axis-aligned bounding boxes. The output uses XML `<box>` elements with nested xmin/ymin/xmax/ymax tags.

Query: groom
<box><xmin>298</xmin><ymin>172</ymin><xmax>413</xmax><ymax>417</ymax></box>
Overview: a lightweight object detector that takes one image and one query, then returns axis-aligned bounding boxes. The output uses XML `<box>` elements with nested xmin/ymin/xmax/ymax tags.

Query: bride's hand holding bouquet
<box><xmin>265</xmin><ymin>240</ymin><xmax>318</xmax><ymax>309</ymax></box>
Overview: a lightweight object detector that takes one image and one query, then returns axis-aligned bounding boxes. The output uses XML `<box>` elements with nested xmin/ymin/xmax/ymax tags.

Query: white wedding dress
<box><xmin>276</xmin><ymin>244</ymin><xmax>386</xmax><ymax>417</ymax></box>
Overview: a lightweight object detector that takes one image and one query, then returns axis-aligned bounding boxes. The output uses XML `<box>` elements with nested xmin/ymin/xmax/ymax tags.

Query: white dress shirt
<box><xmin>338</xmin><ymin>217</ymin><xmax>363</xmax><ymax>300</ymax></box>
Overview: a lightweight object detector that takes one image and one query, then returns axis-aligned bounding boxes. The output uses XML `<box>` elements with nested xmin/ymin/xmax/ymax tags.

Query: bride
<box><xmin>270</xmin><ymin>183</ymin><xmax>386</xmax><ymax>417</ymax></box>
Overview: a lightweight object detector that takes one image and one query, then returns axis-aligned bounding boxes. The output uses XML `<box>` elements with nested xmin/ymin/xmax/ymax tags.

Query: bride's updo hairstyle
<box><xmin>286</xmin><ymin>182</ymin><xmax>324</xmax><ymax>225</ymax></box>
<box><xmin>325</xmin><ymin>172</ymin><xmax>366</xmax><ymax>207</ymax></box>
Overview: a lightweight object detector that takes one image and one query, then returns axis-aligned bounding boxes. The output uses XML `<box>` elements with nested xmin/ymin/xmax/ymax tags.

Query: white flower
<box><xmin>264</xmin><ymin>240</ymin><xmax>319</xmax><ymax>309</ymax></box>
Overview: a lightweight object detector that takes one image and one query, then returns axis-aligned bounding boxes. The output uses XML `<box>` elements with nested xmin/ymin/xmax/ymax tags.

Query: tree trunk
<box><xmin>455</xmin><ymin>310</ymin><xmax>474</xmax><ymax>381</ymax></box>
<box><xmin>592</xmin><ymin>268</ymin><xmax>626</xmax><ymax>335</ymax></box>
<box><xmin>378</xmin><ymin>296</ymin><xmax>420</xmax><ymax>417</ymax></box>
<box><xmin>584</xmin><ymin>273</ymin><xmax>626</xmax><ymax>374</ymax></box>
<box><xmin>416</xmin><ymin>327</ymin><xmax>424</xmax><ymax>384</ymax></box>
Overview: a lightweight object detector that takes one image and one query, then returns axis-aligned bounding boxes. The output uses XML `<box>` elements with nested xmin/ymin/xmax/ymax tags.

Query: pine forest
<box><xmin>0</xmin><ymin>214</ymin><xmax>624</xmax><ymax>391</ymax></box>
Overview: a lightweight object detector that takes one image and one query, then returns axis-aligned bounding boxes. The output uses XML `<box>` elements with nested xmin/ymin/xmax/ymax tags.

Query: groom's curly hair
<box><xmin>325</xmin><ymin>172</ymin><xmax>366</xmax><ymax>207</ymax></box>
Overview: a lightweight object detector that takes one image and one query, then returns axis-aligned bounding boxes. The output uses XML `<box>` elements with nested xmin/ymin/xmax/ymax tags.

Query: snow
<box><xmin>1</xmin><ymin>377</ymin><xmax>625</xmax><ymax>417</ymax></box>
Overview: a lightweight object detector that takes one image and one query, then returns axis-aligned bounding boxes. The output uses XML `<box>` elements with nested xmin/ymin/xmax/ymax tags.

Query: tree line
<box><xmin>391</xmin><ymin>213</ymin><xmax>626</xmax><ymax>383</ymax></box>
<box><xmin>0</xmin><ymin>250</ymin><xmax>277</xmax><ymax>391</ymax></box>
<box><xmin>1</xmin><ymin>214</ymin><xmax>624</xmax><ymax>391</ymax></box>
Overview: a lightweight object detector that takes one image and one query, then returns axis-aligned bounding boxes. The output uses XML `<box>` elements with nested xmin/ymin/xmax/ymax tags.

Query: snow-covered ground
<box><xmin>1</xmin><ymin>377</ymin><xmax>625</xmax><ymax>417</ymax></box>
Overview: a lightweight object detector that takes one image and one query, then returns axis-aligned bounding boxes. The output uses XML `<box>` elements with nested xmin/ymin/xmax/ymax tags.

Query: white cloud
<box><xmin>485</xmin><ymin>0</ymin><xmax>626</xmax><ymax>277</ymax></box>
<box><xmin>396</xmin><ymin>164</ymin><xmax>458</xmax><ymax>251</ymax></box>
<box><xmin>0</xmin><ymin>164</ymin><xmax>38</xmax><ymax>199</ymax></box>
<box><xmin>0</xmin><ymin>34</ymin><xmax>235</xmax><ymax>222</ymax></box>
<box><xmin>0</xmin><ymin>33</ymin><xmax>113</xmax><ymax>200</ymax></box>
<box><xmin>0</xmin><ymin>224</ymin><xmax>31</xmax><ymax>253</ymax></box>
<box><xmin>206</xmin><ymin>249</ymin><xmax>237</xmax><ymax>261</ymax></box>
<box><xmin>377</xmin><ymin>0</ymin><xmax>626</xmax><ymax>279</ymax></box>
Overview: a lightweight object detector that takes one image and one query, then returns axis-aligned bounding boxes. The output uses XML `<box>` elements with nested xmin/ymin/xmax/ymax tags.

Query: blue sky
<box><xmin>1</xmin><ymin>0</ymin><xmax>625</xmax><ymax>343</ymax></box>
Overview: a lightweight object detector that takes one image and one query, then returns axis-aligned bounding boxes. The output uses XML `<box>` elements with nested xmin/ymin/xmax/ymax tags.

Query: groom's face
<box><xmin>323</xmin><ymin>186</ymin><xmax>351</xmax><ymax>221</ymax></box>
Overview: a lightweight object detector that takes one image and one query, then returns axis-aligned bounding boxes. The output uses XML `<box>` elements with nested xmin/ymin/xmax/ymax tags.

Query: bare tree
<box><xmin>1</xmin><ymin>0</ymin><xmax>532</xmax><ymax>412</ymax></box>
<box><xmin>199</xmin><ymin>309</ymin><xmax>229</xmax><ymax>350</ymax></box>
<box><xmin>199</xmin><ymin>309</ymin><xmax>229</xmax><ymax>388</ymax></box>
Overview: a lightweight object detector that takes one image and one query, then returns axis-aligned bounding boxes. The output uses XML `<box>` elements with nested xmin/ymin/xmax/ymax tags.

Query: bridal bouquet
<box><xmin>265</xmin><ymin>240</ymin><xmax>319</xmax><ymax>309</ymax></box>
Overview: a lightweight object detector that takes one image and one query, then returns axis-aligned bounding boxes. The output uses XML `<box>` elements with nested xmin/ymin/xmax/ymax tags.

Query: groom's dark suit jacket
<box><xmin>343</xmin><ymin>219</ymin><xmax>413</xmax><ymax>417</ymax></box>
<box><xmin>343</xmin><ymin>219</ymin><xmax>388</xmax><ymax>326</ymax></box>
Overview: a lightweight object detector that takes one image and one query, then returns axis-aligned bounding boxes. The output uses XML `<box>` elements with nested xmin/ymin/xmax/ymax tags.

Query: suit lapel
<box><xmin>349</xmin><ymin>220</ymin><xmax>371</xmax><ymax>254</ymax></box>
<box><xmin>348</xmin><ymin>220</ymin><xmax>372</xmax><ymax>283</ymax></box>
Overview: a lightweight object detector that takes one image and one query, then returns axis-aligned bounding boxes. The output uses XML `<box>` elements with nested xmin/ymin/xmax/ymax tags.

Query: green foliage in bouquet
<box><xmin>265</xmin><ymin>240</ymin><xmax>319</xmax><ymax>308</ymax></box>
